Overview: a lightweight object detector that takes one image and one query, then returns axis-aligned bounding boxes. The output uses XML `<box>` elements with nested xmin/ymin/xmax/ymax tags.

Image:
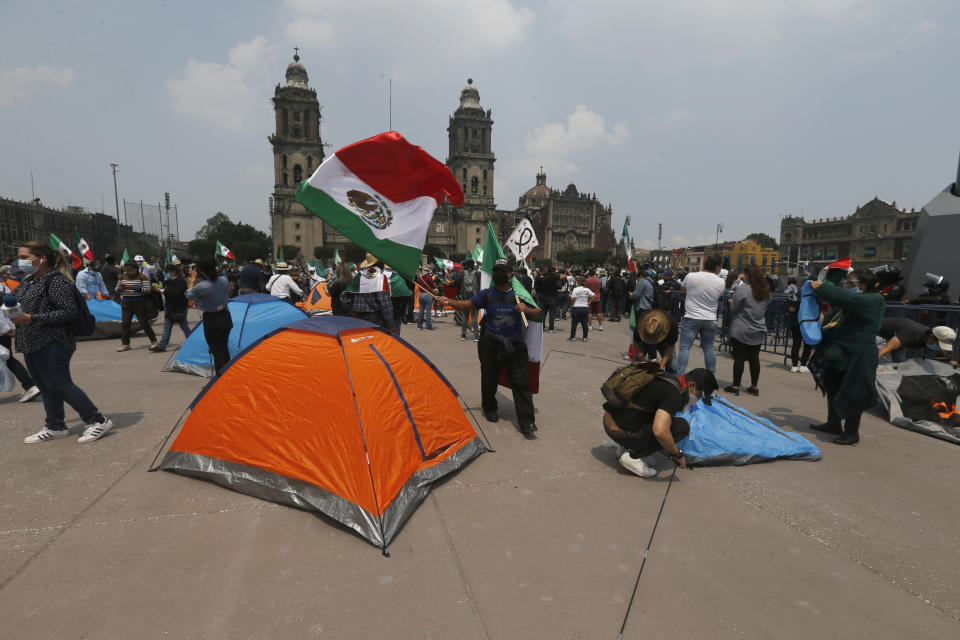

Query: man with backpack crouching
<box><xmin>602</xmin><ymin>365</ymin><xmax>718</xmax><ymax>477</ymax></box>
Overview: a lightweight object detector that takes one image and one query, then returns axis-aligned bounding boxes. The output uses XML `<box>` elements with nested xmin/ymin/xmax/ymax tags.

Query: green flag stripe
<box><xmin>297</xmin><ymin>181</ymin><xmax>422</xmax><ymax>281</ymax></box>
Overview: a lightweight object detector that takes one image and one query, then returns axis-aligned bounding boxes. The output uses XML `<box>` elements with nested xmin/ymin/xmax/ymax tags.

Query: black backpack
<box><xmin>653</xmin><ymin>284</ymin><xmax>673</xmax><ymax>311</ymax></box>
<box><xmin>45</xmin><ymin>275</ymin><xmax>96</xmax><ymax>337</ymax></box>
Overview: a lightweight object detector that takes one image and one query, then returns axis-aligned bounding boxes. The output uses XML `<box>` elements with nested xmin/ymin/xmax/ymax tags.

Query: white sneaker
<box><xmin>24</xmin><ymin>428</ymin><xmax>71</xmax><ymax>444</ymax></box>
<box><xmin>597</xmin><ymin>326</ymin><xmax>604</xmax><ymax>331</ymax></box>
<box><xmin>18</xmin><ymin>386</ymin><xmax>41</xmax><ymax>403</ymax></box>
<box><xmin>619</xmin><ymin>452</ymin><xmax>659</xmax><ymax>478</ymax></box>
<box><xmin>117</xmin><ymin>344</ymin><xmax>131</xmax><ymax>352</ymax></box>
<box><xmin>78</xmin><ymin>418</ymin><xmax>115</xmax><ymax>443</ymax></box>
<box><xmin>790</xmin><ymin>365</ymin><xmax>799</xmax><ymax>373</ymax></box>
<box><xmin>798</xmin><ymin>365</ymin><xmax>810</xmax><ymax>374</ymax></box>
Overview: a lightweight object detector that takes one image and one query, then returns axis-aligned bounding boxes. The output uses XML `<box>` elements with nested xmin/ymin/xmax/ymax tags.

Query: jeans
<box><xmin>603</xmin><ymin>415</ymin><xmax>690</xmax><ymax>457</ymax></box>
<box><xmin>24</xmin><ymin>340</ymin><xmax>103</xmax><ymax>431</ymax></box>
<box><xmin>477</xmin><ymin>337</ymin><xmax>535</xmax><ymax>428</ymax></box>
<box><xmin>461</xmin><ymin>306</ymin><xmax>479</xmax><ymax>339</ymax></box>
<box><xmin>559</xmin><ymin>295</ymin><xmax>570</xmax><ymax>319</ymax></box>
<box><xmin>540</xmin><ymin>297</ymin><xmax>557</xmax><ymax>330</ymax></box>
<box><xmin>158</xmin><ymin>315</ymin><xmax>192</xmax><ymax>350</ymax></box>
<box><xmin>570</xmin><ymin>307</ymin><xmax>589</xmax><ymax>339</ymax></box>
<box><xmin>790</xmin><ymin>323</ymin><xmax>812</xmax><ymax>366</ymax></box>
<box><xmin>1</xmin><ymin>334</ymin><xmax>34</xmax><ymax>389</ymax></box>
<box><xmin>417</xmin><ymin>292</ymin><xmax>433</xmax><ymax>328</ymax></box>
<box><xmin>676</xmin><ymin>317</ymin><xmax>717</xmax><ymax>375</ymax></box>
<box><xmin>120</xmin><ymin>298</ymin><xmax>157</xmax><ymax>345</ymax></box>
<box><xmin>202</xmin><ymin>308</ymin><xmax>233</xmax><ymax>374</ymax></box>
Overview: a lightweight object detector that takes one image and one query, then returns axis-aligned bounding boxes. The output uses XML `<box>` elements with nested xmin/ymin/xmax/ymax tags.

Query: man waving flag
<box><xmin>49</xmin><ymin>233</ymin><xmax>82</xmax><ymax>269</ymax></box>
<box><xmin>296</xmin><ymin>131</ymin><xmax>463</xmax><ymax>280</ymax></box>
<box><xmin>438</xmin><ymin>222</ymin><xmax>543</xmax><ymax>436</ymax></box>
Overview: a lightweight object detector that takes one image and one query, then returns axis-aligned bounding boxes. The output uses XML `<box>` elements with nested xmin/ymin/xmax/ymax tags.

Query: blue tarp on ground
<box><xmin>677</xmin><ymin>396</ymin><xmax>821</xmax><ymax>465</ymax></box>
<box><xmin>165</xmin><ymin>294</ymin><xmax>307</xmax><ymax>377</ymax></box>
<box><xmin>80</xmin><ymin>298</ymin><xmax>149</xmax><ymax>341</ymax></box>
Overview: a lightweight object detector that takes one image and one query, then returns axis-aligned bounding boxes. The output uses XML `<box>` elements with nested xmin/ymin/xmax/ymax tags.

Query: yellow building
<box><xmin>722</xmin><ymin>239</ymin><xmax>778</xmax><ymax>274</ymax></box>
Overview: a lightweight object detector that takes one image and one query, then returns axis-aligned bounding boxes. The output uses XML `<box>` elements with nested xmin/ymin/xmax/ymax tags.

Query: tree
<box><xmin>745</xmin><ymin>232</ymin><xmax>778</xmax><ymax>250</ymax></box>
<box><xmin>342</xmin><ymin>242</ymin><xmax>367</xmax><ymax>265</ymax></box>
<box><xmin>194</xmin><ymin>211</ymin><xmax>272</xmax><ymax>262</ymax></box>
<box><xmin>187</xmin><ymin>238</ymin><xmax>216</xmax><ymax>261</ymax></box>
<box><xmin>278</xmin><ymin>245</ymin><xmax>300</xmax><ymax>261</ymax></box>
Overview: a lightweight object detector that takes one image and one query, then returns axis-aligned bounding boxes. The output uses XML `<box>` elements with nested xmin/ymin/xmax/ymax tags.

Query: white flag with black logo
<box><xmin>505</xmin><ymin>218</ymin><xmax>539</xmax><ymax>261</ymax></box>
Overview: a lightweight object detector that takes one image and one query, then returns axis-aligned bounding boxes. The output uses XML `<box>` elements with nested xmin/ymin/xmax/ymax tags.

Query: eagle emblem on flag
<box><xmin>347</xmin><ymin>189</ymin><xmax>393</xmax><ymax>230</ymax></box>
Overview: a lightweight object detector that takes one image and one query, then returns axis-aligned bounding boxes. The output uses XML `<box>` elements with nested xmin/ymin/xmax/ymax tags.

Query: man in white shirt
<box><xmin>266</xmin><ymin>262</ymin><xmax>303</xmax><ymax>304</ymax></box>
<box><xmin>676</xmin><ymin>254</ymin><xmax>725</xmax><ymax>374</ymax></box>
<box><xmin>568</xmin><ymin>278</ymin><xmax>596</xmax><ymax>342</ymax></box>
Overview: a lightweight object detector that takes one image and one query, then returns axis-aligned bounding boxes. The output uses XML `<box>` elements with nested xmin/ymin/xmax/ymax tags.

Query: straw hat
<box><xmin>359</xmin><ymin>253</ymin><xmax>380</xmax><ymax>269</ymax></box>
<box><xmin>636</xmin><ymin>309</ymin><xmax>671</xmax><ymax>345</ymax></box>
<box><xmin>275</xmin><ymin>262</ymin><xmax>291</xmax><ymax>271</ymax></box>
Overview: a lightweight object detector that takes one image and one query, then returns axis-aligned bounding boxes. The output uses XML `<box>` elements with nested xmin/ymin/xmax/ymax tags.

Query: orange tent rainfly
<box><xmin>298</xmin><ymin>281</ymin><xmax>333</xmax><ymax>315</ymax></box>
<box><xmin>157</xmin><ymin>316</ymin><xmax>487</xmax><ymax>550</ymax></box>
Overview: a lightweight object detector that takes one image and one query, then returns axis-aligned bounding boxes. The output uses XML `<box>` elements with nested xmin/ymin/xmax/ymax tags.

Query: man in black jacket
<box><xmin>150</xmin><ymin>264</ymin><xmax>191</xmax><ymax>353</ymax></box>
<box><xmin>534</xmin><ymin>266</ymin><xmax>559</xmax><ymax>332</ymax></box>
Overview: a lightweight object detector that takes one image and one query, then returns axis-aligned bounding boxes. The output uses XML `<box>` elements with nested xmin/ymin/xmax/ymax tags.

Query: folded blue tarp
<box><xmin>80</xmin><ymin>298</ymin><xmax>147</xmax><ymax>340</ymax></box>
<box><xmin>677</xmin><ymin>396</ymin><xmax>821</xmax><ymax>465</ymax></box>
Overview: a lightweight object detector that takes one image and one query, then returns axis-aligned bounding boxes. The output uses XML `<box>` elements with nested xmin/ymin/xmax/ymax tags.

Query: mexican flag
<box><xmin>479</xmin><ymin>222</ymin><xmax>543</xmax><ymax>394</ymax></box>
<box><xmin>166</xmin><ymin>248</ymin><xmax>179</xmax><ymax>264</ymax></box>
<box><xmin>296</xmin><ymin>131</ymin><xmax>463</xmax><ymax>281</ymax></box>
<box><xmin>435</xmin><ymin>257</ymin><xmax>454</xmax><ymax>273</ymax></box>
<box><xmin>120</xmin><ymin>249</ymin><xmax>130</xmax><ymax>267</ymax></box>
<box><xmin>75</xmin><ymin>232</ymin><xmax>94</xmax><ymax>262</ymax></box>
<box><xmin>49</xmin><ymin>233</ymin><xmax>82</xmax><ymax>269</ymax></box>
<box><xmin>216</xmin><ymin>241</ymin><xmax>234</xmax><ymax>260</ymax></box>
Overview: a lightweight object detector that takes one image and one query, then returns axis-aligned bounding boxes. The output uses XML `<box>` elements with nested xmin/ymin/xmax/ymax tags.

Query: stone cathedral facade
<box><xmin>269</xmin><ymin>54</ymin><xmax>615</xmax><ymax>262</ymax></box>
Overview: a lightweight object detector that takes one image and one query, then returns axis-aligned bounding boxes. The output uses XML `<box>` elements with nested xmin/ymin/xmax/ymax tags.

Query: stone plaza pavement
<box><xmin>1</xmin><ymin>312</ymin><xmax>958</xmax><ymax>639</ymax></box>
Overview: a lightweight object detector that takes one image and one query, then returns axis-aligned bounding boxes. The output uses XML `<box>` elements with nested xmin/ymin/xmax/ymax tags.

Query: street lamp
<box><xmin>110</xmin><ymin>163</ymin><xmax>120</xmax><ymax>225</ymax></box>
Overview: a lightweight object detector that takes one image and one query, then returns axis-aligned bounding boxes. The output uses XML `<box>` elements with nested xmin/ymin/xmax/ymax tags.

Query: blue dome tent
<box><xmin>165</xmin><ymin>294</ymin><xmax>307</xmax><ymax>377</ymax></box>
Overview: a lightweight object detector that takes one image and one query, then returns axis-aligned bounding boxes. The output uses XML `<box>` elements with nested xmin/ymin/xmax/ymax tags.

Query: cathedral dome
<box><xmin>459</xmin><ymin>78</ymin><xmax>481</xmax><ymax>109</ymax></box>
<box><xmin>523</xmin><ymin>170</ymin><xmax>550</xmax><ymax>200</ymax></box>
<box><xmin>285</xmin><ymin>51</ymin><xmax>309</xmax><ymax>89</ymax></box>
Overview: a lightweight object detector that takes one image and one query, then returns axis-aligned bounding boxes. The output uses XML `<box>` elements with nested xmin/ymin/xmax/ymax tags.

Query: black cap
<box><xmin>686</xmin><ymin>368</ymin><xmax>718</xmax><ymax>405</ymax></box>
<box><xmin>493</xmin><ymin>258</ymin><xmax>510</xmax><ymax>270</ymax></box>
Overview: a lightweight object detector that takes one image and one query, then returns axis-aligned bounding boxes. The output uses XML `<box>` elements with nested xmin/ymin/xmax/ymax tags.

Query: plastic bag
<box><xmin>0</xmin><ymin>344</ymin><xmax>15</xmax><ymax>393</ymax></box>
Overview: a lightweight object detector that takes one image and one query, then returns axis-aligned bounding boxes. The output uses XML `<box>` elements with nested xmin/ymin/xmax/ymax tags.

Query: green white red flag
<box><xmin>49</xmin><ymin>233</ymin><xmax>82</xmax><ymax>269</ymax></box>
<box><xmin>74</xmin><ymin>232</ymin><xmax>94</xmax><ymax>262</ymax></box>
<box><xmin>296</xmin><ymin>131</ymin><xmax>463</xmax><ymax>281</ymax></box>
<box><xmin>479</xmin><ymin>222</ymin><xmax>542</xmax><ymax>393</ymax></box>
<box><xmin>216</xmin><ymin>241</ymin><xmax>234</xmax><ymax>260</ymax></box>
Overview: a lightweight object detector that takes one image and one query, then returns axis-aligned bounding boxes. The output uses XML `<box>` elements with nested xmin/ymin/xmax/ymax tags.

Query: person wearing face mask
<box><xmin>438</xmin><ymin>258</ymin><xmax>542</xmax><ymax>437</ymax></box>
<box><xmin>877</xmin><ymin>318</ymin><xmax>957</xmax><ymax>365</ymax></box>
<box><xmin>75</xmin><ymin>261</ymin><xmax>109</xmax><ymax>300</ymax></box>
<box><xmin>808</xmin><ymin>263</ymin><xmax>885</xmax><ymax>445</ymax></box>
<box><xmin>185</xmin><ymin>257</ymin><xmax>233</xmax><ymax>374</ymax></box>
<box><xmin>10</xmin><ymin>241</ymin><xmax>114</xmax><ymax>443</ymax></box>
<box><xmin>150</xmin><ymin>264</ymin><xmax>191</xmax><ymax>353</ymax></box>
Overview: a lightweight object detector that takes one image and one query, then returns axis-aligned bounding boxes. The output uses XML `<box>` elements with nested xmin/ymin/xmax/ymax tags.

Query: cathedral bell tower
<box><xmin>427</xmin><ymin>79</ymin><xmax>497</xmax><ymax>256</ymax></box>
<box><xmin>269</xmin><ymin>49</ymin><xmax>325</xmax><ymax>260</ymax></box>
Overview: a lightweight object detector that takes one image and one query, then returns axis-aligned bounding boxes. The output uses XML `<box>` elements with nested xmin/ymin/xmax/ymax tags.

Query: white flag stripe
<box><xmin>505</xmin><ymin>219</ymin><xmax>539</xmax><ymax>261</ymax></box>
<box><xmin>307</xmin><ymin>155</ymin><xmax>437</xmax><ymax>249</ymax></box>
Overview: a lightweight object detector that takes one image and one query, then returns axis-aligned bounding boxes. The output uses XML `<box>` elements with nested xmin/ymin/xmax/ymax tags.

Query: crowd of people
<box><xmin>2</xmin><ymin>243</ymin><xmax>957</xmax><ymax>484</ymax></box>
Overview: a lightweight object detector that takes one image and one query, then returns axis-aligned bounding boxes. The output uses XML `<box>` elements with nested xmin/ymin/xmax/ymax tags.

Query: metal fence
<box><xmin>666</xmin><ymin>291</ymin><xmax>960</xmax><ymax>363</ymax></box>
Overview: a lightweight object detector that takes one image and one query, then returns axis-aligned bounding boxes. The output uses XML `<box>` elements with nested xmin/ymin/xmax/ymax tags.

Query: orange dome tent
<box><xmin>157</xmin><ymin>316</ymin><xmax>486</xmax><ymax>550</ymax></box>
<box><xmin>298</xmin><ymin>281</ymin><xmax>332</xmax><ymax>314</ymax></box>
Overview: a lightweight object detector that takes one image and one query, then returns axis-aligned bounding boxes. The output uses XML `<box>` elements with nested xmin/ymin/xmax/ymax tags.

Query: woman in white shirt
<box><xmin>568</xmin><ymin>278</ymin><xmax>597</xmax><ymax>342</ymax></box>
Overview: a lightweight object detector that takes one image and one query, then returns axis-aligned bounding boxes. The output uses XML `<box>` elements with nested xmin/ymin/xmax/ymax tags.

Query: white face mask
<box><xmin>18</xmin><ymin>257</ymin><xmax>39</xmax><ymax>275</ymax></box>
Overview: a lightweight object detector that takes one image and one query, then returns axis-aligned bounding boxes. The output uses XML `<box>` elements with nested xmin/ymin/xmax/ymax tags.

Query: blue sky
<box><xmin>2</xmin><ymin>0</ymin><xmax>959</xmax><ymax>249</ymax></box>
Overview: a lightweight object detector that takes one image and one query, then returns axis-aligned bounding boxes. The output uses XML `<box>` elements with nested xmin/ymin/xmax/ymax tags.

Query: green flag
<box><xmin>479</xmin><ymin>222</ymin><xmax>536</xmax><ymax>309</ymax></box>
<box><xmin>120</xmin><ymin>249</ymin><xmax>130</xmax><ymax>267</ymax></box>
<box><xmin>277</xmin><ymin>246</ymin><xmax>285</xmax><ymax>264</ymax></box>
<box><xmin>334</xmin><ymin>248</ymin><xmax>341</xmax><ymax>265</ymax></box>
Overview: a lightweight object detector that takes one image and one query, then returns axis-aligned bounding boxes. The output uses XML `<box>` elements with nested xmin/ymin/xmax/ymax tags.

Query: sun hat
<box><xmin>932</xmin><ymin>326</ymin><xmax>956</xmax><ymax>352</ymax></box>
<box><xmin>636</xmin><ymin>309</ymin><xmax>671</xmax><ymax>345</ymax></box>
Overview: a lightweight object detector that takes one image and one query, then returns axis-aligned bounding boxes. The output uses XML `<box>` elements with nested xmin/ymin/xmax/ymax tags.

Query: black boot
<box><xmin>833</xmin><ymin>433</ymin><xmax>859</xmax><ymax>445</ymax></box>
<box><xmin>810</xmin><ymin>422</ymin><xmax>842</xmax><ymax>435</ymax></box>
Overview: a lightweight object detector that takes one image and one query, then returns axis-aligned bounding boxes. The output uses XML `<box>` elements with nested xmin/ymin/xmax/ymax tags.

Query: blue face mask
<box><xmin>18</xmin><ymin>258</ymin><xmax>37</xmax><ymax>275</ymax></box>
<box><xmin>926</xmin><ymin>342</ymin><xmax>941</xmax><ymax>351</ymax></box>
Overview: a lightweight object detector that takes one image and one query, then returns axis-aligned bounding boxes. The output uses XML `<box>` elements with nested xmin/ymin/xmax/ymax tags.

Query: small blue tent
<box><xmin>677</xmin><ymin>396</ymin><xmax>821</xmax><ymax>465</ymax></box>
<box><xmin>165</xmin><ymin>294</ymin><xmax>307</xmax><ymax>377</ymax></box>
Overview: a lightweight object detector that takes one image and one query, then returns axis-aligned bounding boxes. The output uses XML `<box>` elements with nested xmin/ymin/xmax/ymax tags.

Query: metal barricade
<box><xmin>667</xmin><ymin>291</ymin><xmax>960</xmax><ymax>362</ymax></box>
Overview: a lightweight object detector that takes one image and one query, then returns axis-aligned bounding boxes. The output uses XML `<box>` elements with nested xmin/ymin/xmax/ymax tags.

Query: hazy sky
<box><xmin>2</xmin><ymin>0</ymin><xmax>959</xmax><ymax>250</ymax></box>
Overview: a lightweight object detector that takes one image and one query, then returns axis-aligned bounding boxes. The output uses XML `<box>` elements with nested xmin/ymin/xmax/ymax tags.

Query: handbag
<box><xmin>0</xmin><ymin>344</ymin><xmax>14</xmax><ymax>392</ymax></box>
